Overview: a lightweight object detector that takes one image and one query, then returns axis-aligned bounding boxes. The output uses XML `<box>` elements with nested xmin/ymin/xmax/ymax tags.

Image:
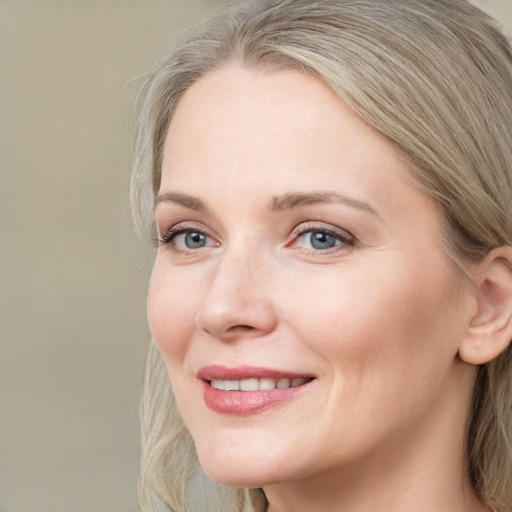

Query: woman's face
<box><xmin>148</xmin><ymin>66</ymin><xmax>475</xmax><ymax>488</ymax></box>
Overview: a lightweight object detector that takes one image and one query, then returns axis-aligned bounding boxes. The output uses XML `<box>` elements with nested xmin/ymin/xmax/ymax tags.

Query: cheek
<box><xmin>286</xmin><ymin>258</ymin><xmax>461</xmax><ymax>376</ymax></box>
<box><xmin>147</xmin><ymin>264</ymin><xmax>199</xmax><ymax>365</ymax></box>
<box><xmin>281</xmin><ymin>261</ymin><xmax>465</xmax><ymax>451</ymax></box>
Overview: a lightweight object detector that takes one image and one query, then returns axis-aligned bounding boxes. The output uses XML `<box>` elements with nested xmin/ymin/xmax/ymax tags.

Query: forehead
<box><xmin>162</xmin><ymin>65</ymin><xmax>411</xmax><ymax>195</ymax></box>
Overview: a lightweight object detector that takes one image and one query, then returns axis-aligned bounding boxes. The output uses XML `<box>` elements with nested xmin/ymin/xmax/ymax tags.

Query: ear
<box><xmin>459</xmin><ymin>247</ymin><xmax>512</xmax><ymax>365</ymax></box>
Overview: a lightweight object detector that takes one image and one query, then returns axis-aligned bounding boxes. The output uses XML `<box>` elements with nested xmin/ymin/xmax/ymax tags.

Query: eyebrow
<box><xmin>154</xmin><ymin>192</ymin><xmax>208</xmax><ymax>212</ymax></box>
<box><xmin>269</xmin><ymin>191</ymin><xmax>379</xmax><ymax>216</ymax></box>
<box><xmin>154</xmin><ymin>190</ymin><xmax>379</xmax><ymax>217</ymax></box>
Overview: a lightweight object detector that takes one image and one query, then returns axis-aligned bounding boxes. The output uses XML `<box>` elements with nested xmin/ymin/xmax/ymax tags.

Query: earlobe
<box><xmin>459</xmin><ymin>247</ymin><xmax>512</xmax><ymax>366</ymax></box>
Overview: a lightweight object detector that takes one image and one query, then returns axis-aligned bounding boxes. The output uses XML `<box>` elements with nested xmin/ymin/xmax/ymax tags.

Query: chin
<box><xmin>195</xmin><ymin>442</ymin><xmax>287</xmax><ymax>488</ymax></box>
<box><xmin>200</xmin><ymin>462</ymin><xmax>271</xmax><ymax>488</ymax></box>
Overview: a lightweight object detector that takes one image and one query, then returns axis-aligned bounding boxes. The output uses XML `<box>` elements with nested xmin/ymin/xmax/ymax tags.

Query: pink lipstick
<box><xmin>198</xmin><ymin>365</ymin><xmax>315</xmax><ymax>415</ymax></box>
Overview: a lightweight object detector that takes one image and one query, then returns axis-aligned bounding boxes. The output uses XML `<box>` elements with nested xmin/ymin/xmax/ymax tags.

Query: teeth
<box><xmin>210</xmin><ymin>377</ymin><xmax>311</xmax><ymax>391</ymax></box>
<box><xmin>259</xmin><ymin>378</ymin><xmax>276</xmax><ymax>390</ymax></box>
<box><xmin>277</xmin><ymin>378</ymin><xmax>290</xmax><ymax>389</ymax></box>
<box><xmin>224</xmin><ymin>380</ymin><xmax>240</xmax><ymax>391</ymax></box>
<box><xmin>240</xmin><ymin>378</ymin><xmax>259</xmax><ymax>391</ymax></box>
<box><xmin>211</xmin><ymin>378</ymin><xmax>225</xmax><ymax>390</ymax></box>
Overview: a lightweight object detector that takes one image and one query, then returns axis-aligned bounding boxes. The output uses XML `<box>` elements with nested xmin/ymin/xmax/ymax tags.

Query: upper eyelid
<box><xmin>290</xmin><ymin>222</ymin><xmax>354</xmax><ymax>239</ymax></box>
<box><xmin>286</xmin><ymin>223</ymin><xmax>356</xmax><ymax>254</ymax></box>
<box><xmin>158</xmin><ymin>220</ymin><xmax>210</xmax><ymax>237</ymax></box>
<box><xmin>156</xmin><ymin>220</ymin><xmax>355</xmax><ymax>247</ymax></box>
<box><xmin>157</xmin><ymin>222</ymin><xmax>214</xmax><ymax>246</ymax></box>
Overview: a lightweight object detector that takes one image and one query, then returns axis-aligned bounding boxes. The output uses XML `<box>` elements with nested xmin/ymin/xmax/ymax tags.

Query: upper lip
<box><xmin>197</xmin><ymin>364</ymin><xmax>315</xmax><ymax>381</ymax></box>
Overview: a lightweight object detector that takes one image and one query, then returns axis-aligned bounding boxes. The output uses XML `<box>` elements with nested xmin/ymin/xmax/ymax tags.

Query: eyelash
<box><xmin>156</xmin><ymin>222</ymin><xmax>355</xmax><ymax>255</ymax></box>
<box><xmin>288</xmin><ymin>223</ymin><xmax>355</xmax><ymax>253</ymax></box>
<box><xmin>156</xmin><ymin>223</ymin><xmax>212</xmax><ymax>251</ymax></box>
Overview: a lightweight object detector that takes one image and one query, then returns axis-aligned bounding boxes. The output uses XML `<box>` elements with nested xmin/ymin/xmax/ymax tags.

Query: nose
<box><xmin>195</xmin><ymin>250</ymin><xmax>278</xmax><ymax>341</ymax></box>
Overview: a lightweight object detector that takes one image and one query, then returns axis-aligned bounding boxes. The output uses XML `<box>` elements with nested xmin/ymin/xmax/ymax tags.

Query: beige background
<box><xmin>0</xmin><ymin>1</ymin><xmax>511</xmax><ymax>511</ymax></box>
<box><xmin>0</xmin><ymin>1</ymin><xmax>223</xmax><ymax>511</ymax></box>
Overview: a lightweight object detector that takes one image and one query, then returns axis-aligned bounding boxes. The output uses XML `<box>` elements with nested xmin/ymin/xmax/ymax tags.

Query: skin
<box><xmin>148</xmin><ymin>65</ymin><xmax>490</xmax><ymax>511</ymax></box>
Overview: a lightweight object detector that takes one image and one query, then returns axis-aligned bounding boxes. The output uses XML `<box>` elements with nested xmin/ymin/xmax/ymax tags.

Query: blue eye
<box><xmin>290</xmin><ymin>224</ymin><xmax>354</xmax><ymax>253</ymax></box>
<box><xmin>302</xmin><ymin>231</ymin><xmax>340</xmax><ymax>250</ymax></box>
<box><xmin>176</xmin><ymin>231</ymin><xmax>209</xmax><ymax>249</ymax></box>
<box><xmin>158</xmin><ymin>226</ymin><xmax>217</xmax><ymax>251</ymax></box>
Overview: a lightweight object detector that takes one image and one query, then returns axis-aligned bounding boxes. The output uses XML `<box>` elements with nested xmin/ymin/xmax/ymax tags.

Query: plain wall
<box><xmin>1</xmin><ymin>1</ymin><xmax>511</xmax><ymax>511</ymax></box>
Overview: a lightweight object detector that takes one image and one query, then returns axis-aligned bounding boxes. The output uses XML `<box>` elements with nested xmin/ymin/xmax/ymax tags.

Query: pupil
<box><xmin>311</xmin><ymin>231</ymin><xmax>336</xmax><ymax>250</ymax></box>
<box><xmin>186</xmin><ymin>232</ymin><xmax>206</xmax><ymax>248</ymax></box>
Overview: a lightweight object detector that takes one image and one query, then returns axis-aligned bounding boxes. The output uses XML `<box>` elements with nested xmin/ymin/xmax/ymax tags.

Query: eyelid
<box><xmin>287</xmin><ymin>222</ymin><xmax>355</xmax><ymax>252</ymax></box>
<box><xmin>155</xmin><ymin>219</ymin><xmax>354</xmax><ymax>255</ymax></box>
<box><xmin>157</xmin><ymin>221</ymin><xmax>218</xmax><ymax>250</ymax></box>
<box><xmin>290</xmin><ymin>222</ymin><xmax>354</xmax><ymax>240</ymax></box>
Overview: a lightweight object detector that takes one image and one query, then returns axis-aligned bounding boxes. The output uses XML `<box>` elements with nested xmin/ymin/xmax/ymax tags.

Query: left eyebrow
<box><xmin>153</xmin><ymin>192</ymin><xmax>208</xmax><ymax>213</ymax></box>
<box><xmin>269</xmin><ymin>191</ymin><xmax>379</xmax><ymax>217</ymax></box>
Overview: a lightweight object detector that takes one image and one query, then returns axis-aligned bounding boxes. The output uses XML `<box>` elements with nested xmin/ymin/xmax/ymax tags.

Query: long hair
<box><xmin>131</xmin><ymin>1</ymin><xmax>512</xmax><ymax>510</ymax></box>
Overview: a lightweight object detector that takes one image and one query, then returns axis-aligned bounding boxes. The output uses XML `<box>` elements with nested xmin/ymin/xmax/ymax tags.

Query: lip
<box><xmin>197</xmin><ymin>364</ymin><xmax>312</xmax><ymax>380</ymax></box>
<box><xmin>198</xmin><ymin>365</ymin><xmax>316</xmax><ymax>416</ymax></box>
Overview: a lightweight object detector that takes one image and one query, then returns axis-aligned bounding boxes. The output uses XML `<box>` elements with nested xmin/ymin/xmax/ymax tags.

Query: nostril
<box><xmin>221</xmin><ymin>324</ymin><xmax>259</xmax><ymax>337</ymax></box>
<box><xmin>229</xmin><ymin>325</ymin><xmax>255</xmax><ymax>332</ymax></box>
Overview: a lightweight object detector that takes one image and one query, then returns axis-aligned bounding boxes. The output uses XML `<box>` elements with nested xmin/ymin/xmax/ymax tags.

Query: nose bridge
<box><xmin>195</xmin><ymin>242</ymin><xmax>277</xmax><ymax>339</ymax></box>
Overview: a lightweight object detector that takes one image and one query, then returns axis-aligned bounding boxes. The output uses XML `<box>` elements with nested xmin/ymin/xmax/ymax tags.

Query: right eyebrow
<box><xmin>153</xmin><ymin>192</ymin><xmax>207</xmax><ymax>212</ymax></box>
<box><xmin>269</xmin><ymin>191</ymin><xmax>380</xmax><ymax>217</ymax></box>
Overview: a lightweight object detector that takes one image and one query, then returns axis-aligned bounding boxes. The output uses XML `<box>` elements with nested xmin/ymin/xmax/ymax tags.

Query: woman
<box><xmin>131</xmin><ymin>1</ymin><xmax>512</xmax><ymax>511</ymax></box>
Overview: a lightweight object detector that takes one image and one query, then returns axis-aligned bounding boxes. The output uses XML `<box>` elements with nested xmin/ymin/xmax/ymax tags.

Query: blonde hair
<box><xmin>131</xmin><ymin>1</ymin><xmax>512</xmax><ymax>510</ymax></box>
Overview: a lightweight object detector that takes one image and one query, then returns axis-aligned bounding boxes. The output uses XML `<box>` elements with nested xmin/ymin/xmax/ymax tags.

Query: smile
<box><xmin>210</xmin><ymin>377</ymin><xmax>311</xmax><ymax>391</ymax></box>
<box><xmin>198</xmin><ymin>366</ymin><xmax>316</xmax><ymax>415</ymax></box>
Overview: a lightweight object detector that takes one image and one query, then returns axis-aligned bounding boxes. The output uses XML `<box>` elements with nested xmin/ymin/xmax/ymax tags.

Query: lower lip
<box><xmin>202</xmin><ymin>381</ymin><xmax>311</xmax><ymax>416</ymax></box>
